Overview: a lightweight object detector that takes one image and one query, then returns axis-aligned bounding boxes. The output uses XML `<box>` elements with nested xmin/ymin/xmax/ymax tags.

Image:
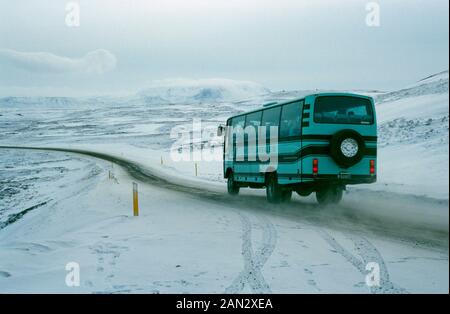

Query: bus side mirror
<box><xmin>217</xmin><ymin>124</ymin><xmax>225</xmax><ymax>136</ymax></box>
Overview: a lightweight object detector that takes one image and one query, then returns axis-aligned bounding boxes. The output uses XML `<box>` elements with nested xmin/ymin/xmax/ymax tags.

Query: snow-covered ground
<box><xmin>0</xmin><ymin>149</ymin><xmax>102</xmax><ymax>230</ymax></box>
<box><xmin>0</xmin><ymin>72</ymin><xmax>448</xmax><ymax>293</ymax></box>
<box><xmin>0</xmin><ymin>148</ymin><xmax>447</xmax><ymax>293</ymax></box>
<box><xmin>374</xmin><ymin>71</ymin><xmax>449</xmax><ymax>199</ymax></box>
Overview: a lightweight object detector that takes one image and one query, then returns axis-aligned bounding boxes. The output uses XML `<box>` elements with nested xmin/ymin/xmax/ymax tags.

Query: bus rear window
<box><xmin>314</xmin><ymin>96</ymin><xmax>374</xmax><ymax>125</ymax></box>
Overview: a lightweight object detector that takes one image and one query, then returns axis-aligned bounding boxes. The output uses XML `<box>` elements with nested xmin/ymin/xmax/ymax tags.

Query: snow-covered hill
<box><xmin>375</xmin><ymin>70</ymin><xmax>448</xmax><ymax>147</ymax></box>
<box><xmin>370</xmin><ymin>71</ymin><xmax>449</xmax><ymax>199</ymax></box>
<box><xmin>137</xmin><ymin>78</ymin><xmax>270</xmax><ymax>104</ymax></box>
<box><xmin>376</xmin><ymin>70</ymin><xmax>449</xmax><ymax>104</ymax></box>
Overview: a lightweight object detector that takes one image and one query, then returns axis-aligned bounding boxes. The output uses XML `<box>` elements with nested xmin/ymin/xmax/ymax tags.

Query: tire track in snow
<box><xmin>318</xmin><ymin>229</ymin><xmax>407</xmax><ymax>293</ymax></box>
<box><xmin>349</xmin><ymin>235</ymin><xmax>408</xmax><ymax>293</ymax></box>
<box><xmin>225</xmin><ymin>212</ymin><xmax>277</xmax><ymax>294</ymax></box>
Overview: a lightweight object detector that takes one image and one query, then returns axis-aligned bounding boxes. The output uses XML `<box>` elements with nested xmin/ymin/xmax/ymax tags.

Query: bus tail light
<box><xmin>370</xmin><ymin>160</ymin><xmax>375</xmax><ymax>175</ymax></box>
<box><xmin>313</xmin><ymin>159</ymin><xmax>319</xmax><ymax>175</ymax></box>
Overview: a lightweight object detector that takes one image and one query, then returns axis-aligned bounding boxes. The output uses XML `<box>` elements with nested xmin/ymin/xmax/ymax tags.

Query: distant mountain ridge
<box><xmin>137</xmin><ymin>78</ymin><xmax>270</xmax><ymax>104</ymax></box>
<box><xmin>0</xmin><ymin>71</ymin><xmax>448</xmax><ymax>106</ymax></box>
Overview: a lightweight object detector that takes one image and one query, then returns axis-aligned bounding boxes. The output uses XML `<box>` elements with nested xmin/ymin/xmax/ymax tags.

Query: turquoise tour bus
<box><xmin>222</xmin><ymin>93</ymin><xmax>377</xmax><ymax>204</ymax></box>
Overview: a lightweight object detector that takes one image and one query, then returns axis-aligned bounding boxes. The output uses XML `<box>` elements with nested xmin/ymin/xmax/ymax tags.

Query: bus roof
<box><xmin>227</xmin><ymin>92</ymin><xmax>373</xmax><ymax>122</ymax></box>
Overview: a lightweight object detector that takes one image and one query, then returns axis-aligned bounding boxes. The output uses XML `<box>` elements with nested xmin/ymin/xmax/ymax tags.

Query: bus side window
<box><xmin>280</xmin><ymin>101</ymin><xmax>302</xmax><ymax>138</ymax></box>
<box><xmin>231</xmin><ymin>115</ymin><xmax>246</xmax><ymax>158</ymax></box>
<box><xmin>244</xmin><ymin>111</ymin><xmax>262</xmax><ymax>144</ymax></box>
<box><xmin>261</xmin><ymin>107</ymin><xmax>281</xmax><ymax>140</ymax></box>
<box><xmin>232</xmin><ymin>116</ymin><xmax>245</xmax><ymax>128</ymax></box>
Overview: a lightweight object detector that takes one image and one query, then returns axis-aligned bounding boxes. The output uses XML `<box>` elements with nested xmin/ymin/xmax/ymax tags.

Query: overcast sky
<box><xmin>0</xmin><ymin>0</ymin><xmax>448</xmax><ymax>96</ymax></box>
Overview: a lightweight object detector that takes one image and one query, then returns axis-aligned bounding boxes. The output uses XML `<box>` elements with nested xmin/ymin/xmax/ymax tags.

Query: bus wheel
<box><xmin>266</xmin><ymin>174</ymin><xmax>282</xmax><ymax>203</ymax></box>
<box><xmin>316</xmin><ymin>186</ymin><xmax>343</xmax><ymax>205</ymax></box>
<box><xmin>227</xmin><ymin>172</ymin><xmax>240</xmax><ymax>195</ymax></box>
<box><xmin>281</xmin><ymin>190</ymin><xmax>292</xmax><ymax>203</ymax></box>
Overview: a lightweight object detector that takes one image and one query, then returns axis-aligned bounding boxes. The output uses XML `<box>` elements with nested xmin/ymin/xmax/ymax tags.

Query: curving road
<box><xmin>1</xmin><ymin>145</ymin><xmax>448</xmax><ymax>293</ymax></box>
<box><xmin>1</xmin><ymin>145</ymin><xmax>447</xmax><ymax>246</ymax></box>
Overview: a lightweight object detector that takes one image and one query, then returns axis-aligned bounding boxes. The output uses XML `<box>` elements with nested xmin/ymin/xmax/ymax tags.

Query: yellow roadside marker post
<box><xmin>133</xmin><ymin>182</ymin><xmax>139</xmax><ymax>216</ymax></box>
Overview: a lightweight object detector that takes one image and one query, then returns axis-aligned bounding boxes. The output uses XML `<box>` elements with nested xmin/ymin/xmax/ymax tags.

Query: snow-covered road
<box><xmin>0</xmin><ymin>146</ymin><xmax>447</xmax><ymax>293</ymax></box>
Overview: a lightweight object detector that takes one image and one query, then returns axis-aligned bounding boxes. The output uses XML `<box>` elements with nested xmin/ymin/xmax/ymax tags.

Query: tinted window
<box><xmin>245</xmin><ymin>111</ymin><xmax>262</xmax><ymax>129</ymax></box>
<box><xmin>314</xmin><ymin>96</ymin><xmax>374</xmax><ymax>125</ymax></box>
<box><xmin>280</xmin><ymin>101</ymin><xmax>302</xmax><ymax>138</ymax></box>
<box><xmin>261</xmin><ymin>107</ymin><xmax>281</xmax><ymax>138</ymax></box>
<box><xmin>245</xmin><ymin>111</ymin><xmax>262</xmax><ymax>142</ymax></box>
<box><xmin>230</xmin><ymin>115</ymin><xmax>246</xmax><ymax>154</ymax></box>
<box><xmin>231</xmin><ymin>115</ymin><xmax>245</xmax><ymax>130</ymax></box>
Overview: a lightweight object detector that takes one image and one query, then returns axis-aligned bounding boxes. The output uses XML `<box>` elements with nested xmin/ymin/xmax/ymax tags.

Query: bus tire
<box><xmin>227</xmin><ymin>172</ymin><xmax>240</xmax><ymax>195</ymax></box>
<box><xmin>266</xmin><ymin>174</ymin><xmax>282</xmax><ymax>203</ymax></box>
<box><xmin>316</xmin><ymin>186</ymin><xmax>343</xmax><ymax>205</ymax></box>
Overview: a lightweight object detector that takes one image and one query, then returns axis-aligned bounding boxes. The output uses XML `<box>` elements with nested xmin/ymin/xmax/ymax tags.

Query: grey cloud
<box><xmin>0</xmin><ymin>49</ymin><xmax>117</xmax><ymax>74</ymax></box>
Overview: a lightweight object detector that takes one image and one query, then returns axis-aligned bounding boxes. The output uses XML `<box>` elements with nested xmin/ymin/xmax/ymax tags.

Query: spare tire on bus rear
<box><xmin>330</xmin><ymin>129</ymin><xmax>365</xmax><ymax>168</ymax></box>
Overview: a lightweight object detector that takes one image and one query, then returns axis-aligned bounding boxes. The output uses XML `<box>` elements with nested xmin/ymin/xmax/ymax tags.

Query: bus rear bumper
<box><xmin>309</xmin><ymin>174</ymin><xmax>377</xmax><ymax>185</ymax></box>
<box><xmin>285</xmin><ymin>174</ymin><xmax>377</xmax><ymax>189</ymax></box>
